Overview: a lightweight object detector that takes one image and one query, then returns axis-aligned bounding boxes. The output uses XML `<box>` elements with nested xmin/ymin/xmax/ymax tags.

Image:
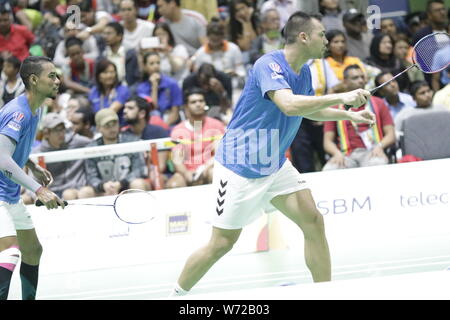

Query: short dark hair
<box><xmin>343</xmin><ymin>64</ymin><xmax>363</xmax><ymax>79</ymax></box>
<box><xmin>74</xmin><ymin>107</ymin><xmax>95</xmax><ymax>127</ymax></box>
<box><xmin>374</xmin><ymin>71</ymin><xmax>393</xmax><ymax>87</ymax></box>
<box><xmin>19</xmin><ymin>56</ymin><xmax>53</xmax><ymax>89</ymax></box>
<box><xmin>184</xmin><ymin>87</ymin><xmax>206</xmax><ymax>103</ymax></box>
<box><xmin>410</xmin><ymin>80</ymin><xmax>429</xmax><ymax>97</ymax></box>
<box><xmin>65</xmin><ymin>36</ymin><xmax>83</xmax><ymax>50</ymax></box>
<box><xmin>206</xmin><ymin>17</ymin><xmax>225</xmax><ymax>37</ymax></box>
<box><xmin>160</xmin><ymin>0</ymin><xmax>180</xmax><ymax>6</ymax></box>
<box><xmin>5</xmin><ymin>55</ymin><xmax>21</xmax><ymax>70</ymax></box>
<box><xmin>282</xmin><ymin>11</ymin><xmax>315</xmax><ymax>44</ymax></box>
<box><xmin>106</xmin><ymin>22</ymin><xmax>124</xmax><ymax>36</ymax></box>
<box><xmin>426</xmin><ymin>0</ymin><xmax>444</xmax><ymax>13</ymax></box>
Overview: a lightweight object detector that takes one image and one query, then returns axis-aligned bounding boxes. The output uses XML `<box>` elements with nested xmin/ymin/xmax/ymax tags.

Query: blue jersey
<box><xmin>215</xmin><ymin>50</ymin><xmax>314</xmax><ymax>178</ymax></box>
<box><xmin>0</xmin><ymin>94</ymin><xmax>42</xmax><ymax>203</ymax></box>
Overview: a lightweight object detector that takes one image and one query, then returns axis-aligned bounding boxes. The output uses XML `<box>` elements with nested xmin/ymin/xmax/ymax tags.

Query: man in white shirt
<box><xmin>260</xmin><ymin>0</ymin><xmax>298</xmax><ymax>28</ymax></box>
<box><xmin>119</xmin><ymin>0</ymin><xmax>155</xmax><ymax>51</ymax></box>
<box><xmin>156</xmin><ymin>0</ymin><xmax>207</xmax><ymax>56</ymax></box>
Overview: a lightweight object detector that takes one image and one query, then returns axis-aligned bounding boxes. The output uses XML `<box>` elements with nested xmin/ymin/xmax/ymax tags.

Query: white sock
<box><xmin>170</xmin><ymin>283</ymin><xmax>189</xmax><ymax>296</ymax></box>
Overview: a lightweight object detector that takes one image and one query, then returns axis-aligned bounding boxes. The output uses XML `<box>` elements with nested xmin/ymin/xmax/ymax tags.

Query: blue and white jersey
<box><xmin>215</xmin><ymin>50</ymin><xmax>314</xmax><ymax>178</ymax></box>
<box><xmin>0</xmin><ymin>94</ymin><xmax>42</xmax><ymax>203</ymax></box>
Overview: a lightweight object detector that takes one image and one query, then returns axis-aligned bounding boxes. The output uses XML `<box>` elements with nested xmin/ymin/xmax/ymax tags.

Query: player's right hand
<box><xmin>35</xmin><ymin>186</ymin><xmax>66</xmax><ymax>210</ymax></box>
<box><xmin>341</xmin><ymin>89</ymin><xmax>371</xmax><ymax>108</ymax></box>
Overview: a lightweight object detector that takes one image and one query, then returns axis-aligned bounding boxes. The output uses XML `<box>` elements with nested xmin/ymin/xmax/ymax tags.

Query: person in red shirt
<box><xmin>0</xmin><ymin>2</ymin><xmax>34</xmax><ymax>61</ymax></box>
<box><xmin>167</xmin><ymin>87</ymin><xmax>225</xmax><ymax>188</ymax></box>
<box><xmin>323</xmin><ymin>64</ymin><xmax>396</xmax><ymax>170</ymax></box>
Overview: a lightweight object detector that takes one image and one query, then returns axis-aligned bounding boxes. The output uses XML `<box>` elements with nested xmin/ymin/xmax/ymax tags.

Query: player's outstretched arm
<box><xmin>268</xmin><ymin>88</ymin><xmax>371</xmax><ymax>116</ymax></box>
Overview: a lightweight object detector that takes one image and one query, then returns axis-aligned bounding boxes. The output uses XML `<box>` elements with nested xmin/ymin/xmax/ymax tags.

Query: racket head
<box><xmin>413</xmin><ymin>32</ymin><xmax>450</xmax><ymax>74</ymax></box>
<box><xmin>113</xmin><ymin>189</ymin><xmax>160</xmax><ymax>224</ymax></box>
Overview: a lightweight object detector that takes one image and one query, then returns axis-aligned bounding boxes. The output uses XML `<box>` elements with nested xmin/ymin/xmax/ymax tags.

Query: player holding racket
<box><xmin>0</xmin><ymin>57</ymin><xmax>65</xmax><ymax>300</ymax></box>
<box><xmin>170</xmin><ymin>12</ymin><xmax>374</xmax><ymax>296</ymax></box>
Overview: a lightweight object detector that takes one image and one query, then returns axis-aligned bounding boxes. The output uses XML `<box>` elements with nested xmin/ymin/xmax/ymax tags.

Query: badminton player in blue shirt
<box><xmin>171</xmin><ymin>12</ymin><xmax>375</xmax><ymax>296</ymax></box>
<box><xmin>0</xmin><ymin>56</ymin><xmax>65</xmax><ymax>300</ymax></box>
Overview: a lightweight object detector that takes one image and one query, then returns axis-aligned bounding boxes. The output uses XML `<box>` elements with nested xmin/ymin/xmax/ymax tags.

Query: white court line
<box><xmin>40</xmin><ymin>257</ymin><xmax>450</xmax><ymax>300</ymax></box>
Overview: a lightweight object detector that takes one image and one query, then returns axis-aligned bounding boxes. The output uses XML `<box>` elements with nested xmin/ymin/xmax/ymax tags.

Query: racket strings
<box><xmin>114</xmin><ymin>190</ymin><xmax>159</xmax><ymax>224</ymax></box>
<box><xmin>414</xmin><ymin>33</ymin><xmax>450</xmax><ymax>73</ymax></box>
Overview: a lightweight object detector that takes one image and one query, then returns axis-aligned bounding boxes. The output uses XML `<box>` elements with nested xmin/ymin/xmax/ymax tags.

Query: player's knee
<box><xmin>210</xmin><ymin>236</ymin><xmax>237</xmax><ymax>258</ymax></box>
<box><xmin>20</xmin><ymin>242</ymin><xmax>43</xmax><ymax>262</ymax></box>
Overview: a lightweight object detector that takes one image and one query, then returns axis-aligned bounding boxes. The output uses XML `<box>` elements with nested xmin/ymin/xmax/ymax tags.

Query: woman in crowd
<box><xmin>88</xmin><ymin>59</ymin><xmax>130</xmax><ymax>126</ymax></box>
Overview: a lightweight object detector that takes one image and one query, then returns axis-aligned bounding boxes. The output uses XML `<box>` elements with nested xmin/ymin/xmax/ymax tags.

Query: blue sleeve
<box><xmin>170</xmin><ymin>80</ymin><xmax>183</xmax><ymax>106</ymax></box>
<box><xmin>0</xmin><ymin>111</ymin><xmax>26</xmax><ymax>144</ymax></box>
<box><xmin>253</xmin><ymin>56</ymin><xmax>291</xmax><ymax>98</ymax></box>
<box><xmin>136</xmin><ymin>82</ymin><xmax>149</xmax><ymax>97</ymax></box>
<box><xmin>115</xmin><ymin>85</ymin><xmax>130</xmax><ymax>104</ymax></box>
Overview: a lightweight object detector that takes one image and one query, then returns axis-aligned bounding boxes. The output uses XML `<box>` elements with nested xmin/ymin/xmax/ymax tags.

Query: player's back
<box><xmin>216</xmin><ymin>50</ymin><xmax>314</xmax><ymax>178</ymax></box>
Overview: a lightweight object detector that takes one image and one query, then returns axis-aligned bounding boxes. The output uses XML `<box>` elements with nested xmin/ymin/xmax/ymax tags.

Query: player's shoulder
<box><xmin>0</xmin><ymin>96</ymin><xmax>28</xmax><ymax>119</ymax></box>
<box><xmin>254</xmin><ymin>50</ymin><xmax>284</xmax><ymax>70</ymax></box>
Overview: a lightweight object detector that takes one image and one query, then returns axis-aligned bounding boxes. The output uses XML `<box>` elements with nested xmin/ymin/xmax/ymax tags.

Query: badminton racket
<box><xmin>345</xmin><ymin>32</ymin><xmax>450</xmax><ymax>109</ymax></box>
<box><xmin>35</xmin><ymin>189</ymin><xmax>159</xmax><ymax>224</ymax></box>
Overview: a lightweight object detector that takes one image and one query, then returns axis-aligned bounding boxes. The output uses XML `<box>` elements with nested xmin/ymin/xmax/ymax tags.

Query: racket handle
<box><xmin>35</xmin><ymin>200</ymin><xmax>68</xmax><ymax>207</ymax></box>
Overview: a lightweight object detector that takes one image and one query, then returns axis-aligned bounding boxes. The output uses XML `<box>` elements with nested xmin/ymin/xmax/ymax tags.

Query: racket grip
<box><xmin>35</xmin><ymin>200</ymin><xmax>68</xmax><ymax>207</ymax></box>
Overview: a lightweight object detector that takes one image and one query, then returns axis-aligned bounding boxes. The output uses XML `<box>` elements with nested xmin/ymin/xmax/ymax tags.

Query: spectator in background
<box><xmin>260</xmin><ymin>0</ymin><xmax>297</xmax><ymax>28</ymax></box>
<box><xmin>0</xmin><ymin>1</ymin><xmax>34</xmax><ymax>61</ymax></box>
<box><xmin>228</xmin><ymin>0</ymin><xmax>259</xmax><ymax>55</ymax></box>
<box><xmin>432</xmin><ymin>66</ymin><xmax>450</xmax><ymax>110</ymax></box>
<box><xmin>374</xmin><ymin>72</ymin><xmax>416</xmax><ymax>121</ymax></box>
<box><xmin>156</xmin><ymin>0</ymin><xmax>207</xmax><ymax>56</ymax></box>
<box><xmin>61</xmin><ymin>37</ymin><xmax>96</xmax><ymax>94</ymax></box>
<box><xmin>322</xmin><ymin>65</ymin><xmax>395</xmax><ymax>170</ymax></box>
<box><xmin>0</xmin><ymin>55</ymin><xmax>25</xmax><ymax>107</ymax></box>
<box><xmin>324</xmin><ymin>29</ymin><xmax>366</xmax><ymax>82</ymax></box>
<box><xmin>379</xmin><ymin>18</ymin><xmax>398</xmax><ymax>41</ymax></box>
<box><xmin>431</xmin><ymin>22</ymin><xmax>450</xmax><ymax>92</ymax></box>
<box><xmin>136</xmin><ymin>52</ymin><xmax>182</xmax><ymax>126</ymax></box>
<box><xmin>319</xmin><ymin>0</ymin><xmax>345</xmax><ymax>32</ymax></box>
<box><xmin>365</xmin><ymin>33</ymin><xmax>410</xmax><ymax>92</ymax></box>
<box><xmin>119</xmin><ymin>0</ymin><xmax>155</xmax><ymax>52</ymax></box>
<box><xmin>122</xmin><ymin>96</ymin><xmax>170</xmax><ymax>174</ymax></box>
<box><xmin>100</xmin><ymin>21</ymin><xmax>141</xmax><ymax>86</ymax></box>
<box><xmin>395</xmin><ymin>81</ymin><xmax>448</xmax><ymax>131</ymax></box>
<box><xmin>166</xmin><ymin>87</ymin><xmax>225</xmax><ymax>188</ymax></box>
<box><xmin>342</xmin><ymin>8</ymin><xmax>373</xmax><ymax>61</ymax></box>
<box><xmin>182</xmin><ymin>63</ymin><xmax>232</xmax><ymax>124</ymax></box>
<box><xmin>393</xmin><ymin>36</ymin><xmax>425</xmax><ymax>84</ymax></box>
<box><xmin>77</xmin><ymin>0</ymin><xmax>113</xmax><ymax>42</ymax></box>
<box><xmin>85</xmin><ymin>108</ymin><xmax>150</xmax><ymax>196</ymax></box>
<box><xmin>412</xmin><ymin>0</ymin><xmax>448</xmax><ymax>45</ymax></box>
<box><xmin>68</xmin><ymin>107</ymin><xmax>95</xmax><ymax>139</ymax></box>
<box><xmin>88</xmin><ymin>59</ymin><xmax>130</xmax><ymax>126</ymax></box>
<box><xmin>53</xmin><ymin>20</ymin><xmax>100</xmax><ymax>68</ymax></box>
<box><xmin>150</xmin><ymin>22</ymin><xmax>189</xmax><ymax>86</ymax></box>
<box><xmin>249</xmin><ymin>8</ymin><xmax>284</xmax><ymax>64</ymax></box>
<box><xmin>192</xmin><ymin>18</ymin><xmax>246</xmax><ymax>88</ymax></box>
<box><xmin>32</xmin><ymin>113</ymin><xmax>95</xmax><ymax>201</ymax></box>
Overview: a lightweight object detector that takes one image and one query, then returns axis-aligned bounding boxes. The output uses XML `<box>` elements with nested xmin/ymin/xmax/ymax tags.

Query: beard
<box><xmin>125</xmin><ymin>117</ymin><xmax>139</xmax><ymax>125</ymax></box>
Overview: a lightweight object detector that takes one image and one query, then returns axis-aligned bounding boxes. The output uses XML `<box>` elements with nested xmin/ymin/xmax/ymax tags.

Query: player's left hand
<box><xmin>349</xmin><ymin>109</ymin><xmax>376</xmax><ymax>126</ymax></box>
<box><xmin>31</xmin><ymin>166</ymin><xmax>53</xmax><ymax>187</ymax></box>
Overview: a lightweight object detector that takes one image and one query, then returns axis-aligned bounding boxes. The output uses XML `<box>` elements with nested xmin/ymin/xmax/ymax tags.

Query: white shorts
<box><xmin>0</xmin><ymin>199</ymin><xmax>34</xmax><ymax>238</ymax></box>
<box><xmin>211</xmin><ymin>159</ymin><xmax>310</xmax><ymax>229</ymax></box>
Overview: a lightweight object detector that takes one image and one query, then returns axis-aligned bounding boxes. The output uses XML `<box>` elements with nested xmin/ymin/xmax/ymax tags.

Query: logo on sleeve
<box><xmin>269</xmin><ymin>63</ymin><xmax>284</xmax><ymax>79</ymax></box>
<box><xmin>7</xmin><ymin>112</ymin><xmax>25</xmax><ymax>131</ymax></box>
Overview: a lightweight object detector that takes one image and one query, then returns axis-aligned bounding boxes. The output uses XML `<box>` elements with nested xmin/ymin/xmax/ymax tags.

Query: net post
<box><xmin>149</xmin><ymin>142</ymin><xmax>163</xmax><ymax>190</ymax></box>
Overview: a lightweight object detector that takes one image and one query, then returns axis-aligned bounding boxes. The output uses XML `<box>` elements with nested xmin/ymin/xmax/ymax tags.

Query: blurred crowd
<box><xmin>0</xmin><ymin>0</ymin><xmax>449</xmax><ymax>203</ymax></box>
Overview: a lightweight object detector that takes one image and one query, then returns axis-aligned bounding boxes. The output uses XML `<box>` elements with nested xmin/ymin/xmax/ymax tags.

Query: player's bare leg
<box><xmin>173</xmin><ymin>227</ymin><xmax>242</xmax><ymax>294</ymax></box>
<box><xmin>271</xmin><ymin>189</ymin><xmax>331</xmax><ymax>282</ymax></box>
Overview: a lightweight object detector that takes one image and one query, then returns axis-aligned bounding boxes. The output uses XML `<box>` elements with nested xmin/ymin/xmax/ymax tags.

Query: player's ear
<box><xmin>29</xmin><ymin>74</ymin><xmax>39</xmax><ymax>87</ymax></box>
<box><xmin>298</xmin><ymin>31</ymin><xmax>308</xmax><ymax>43</ymax></box>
